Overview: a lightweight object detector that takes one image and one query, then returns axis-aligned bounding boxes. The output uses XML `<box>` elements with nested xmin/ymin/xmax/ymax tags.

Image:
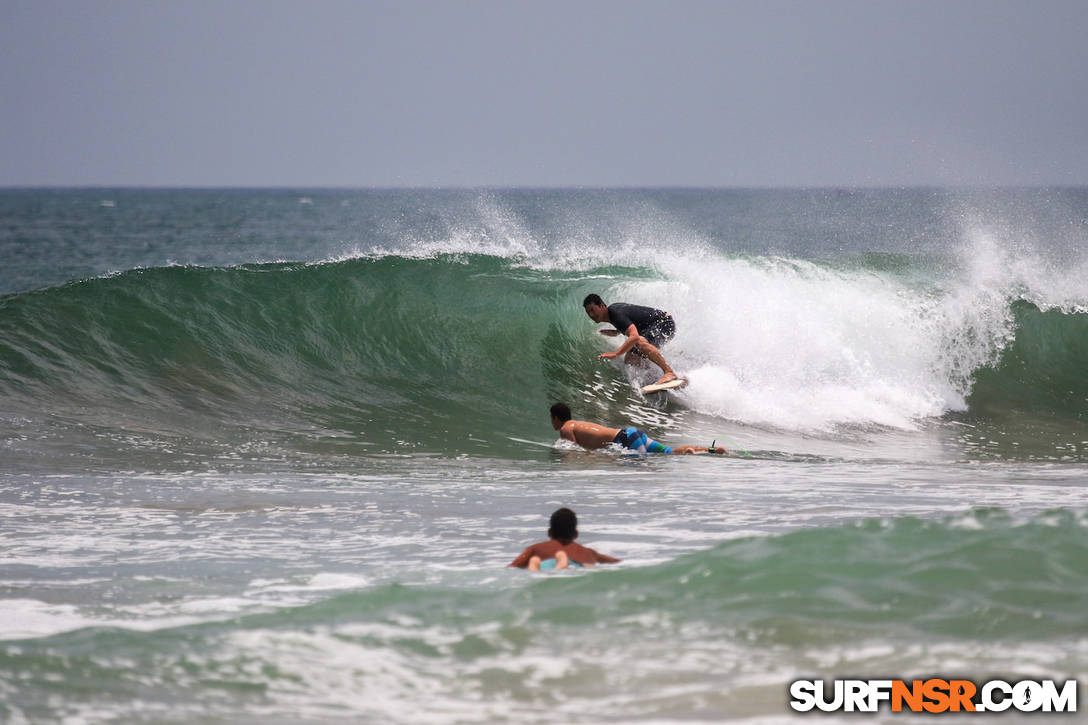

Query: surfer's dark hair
<box><xmin>549</xmin><ymin>507</ymin><xmax>577</xmax><ymax>541</ymax></box>
<box><xmin>550</xmin><ymin>402</ymin><xmax>572</xmax><ymax>422</ymax></box>
<box><xmin>582</xmin><ymin>293</ymin><xmax>604</xmax><ymax>307</ymax></box>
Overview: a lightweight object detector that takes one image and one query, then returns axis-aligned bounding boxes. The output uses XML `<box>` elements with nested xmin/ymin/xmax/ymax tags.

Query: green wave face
<box><xmin>3</xmin><ymin>252</ymin><xmax>1088</xmax><ymax>465</ymax></box>
<box><xmin>969</xmin><ymin>300</ymin><xmax>1088</xmax><ymax>419</ymax></box>
<box><xmin>0</xmin><ymin>256</ymin><xmax>657</xmax><ymax>461</ymax></box>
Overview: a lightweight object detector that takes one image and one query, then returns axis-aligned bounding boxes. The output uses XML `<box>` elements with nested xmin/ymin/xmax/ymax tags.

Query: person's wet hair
<box><xmin>550</xmin><ymin>402</ymin><xmax>572</xmax><ymax>422</ymax></box>
<box><xmin>582</xmin><ymin>293</ymin><xmax>603</xmax><ymax>307</ymax></box>
<box><xmin>549</xmin><ymin>507</ymin><xmax>577</xmax><ymax>541</ymax></box>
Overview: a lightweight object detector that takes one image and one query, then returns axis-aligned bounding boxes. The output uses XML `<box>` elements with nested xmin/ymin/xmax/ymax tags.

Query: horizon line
<box><xmin>4</xmin><ymin>183</ymin><xmax>1087</xmax><ymax>192</ymax></box>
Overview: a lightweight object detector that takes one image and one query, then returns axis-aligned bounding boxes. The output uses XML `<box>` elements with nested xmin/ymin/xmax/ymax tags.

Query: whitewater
<box><xmin>1</xmin><ymin>188</ymin><xmax>1087</xmax><ymax>723</ymax></box>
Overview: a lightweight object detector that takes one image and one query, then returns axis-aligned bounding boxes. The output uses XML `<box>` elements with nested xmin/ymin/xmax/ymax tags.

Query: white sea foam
<box><xmin>599</xmin><ymin>227</ymin><xmax>1088</xmax><ymax>434</ymax></box>
<box><xmin>602</xmin><ymin>255</ymin><xmax>960</xmax><ymax>432</ymax></box>
<box><xmin>247</xmin><ymin>572</ymin><xmax>369</xmax><ymax>594</ymax></box>
<box><xmin>2</xmin><ymin>599</ymin><xmax>98</xmax><ymax>640</ymax></box>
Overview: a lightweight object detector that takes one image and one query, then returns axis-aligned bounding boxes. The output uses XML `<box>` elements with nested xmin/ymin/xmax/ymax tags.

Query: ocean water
<box><xmin>1</xmin><ymin>188</ymin><xmax>1087</xmax><ymax>723</ymax></box>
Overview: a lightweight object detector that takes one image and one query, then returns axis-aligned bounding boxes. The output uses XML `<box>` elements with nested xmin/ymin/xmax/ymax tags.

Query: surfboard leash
<box><xmin>711</xmin><ymin>436</ymin><xmax>753</xmax><ymax>458</ymax></box>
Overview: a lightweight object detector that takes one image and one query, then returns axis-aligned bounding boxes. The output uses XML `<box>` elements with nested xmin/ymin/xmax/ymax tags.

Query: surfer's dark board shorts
<box><xmin>613</xmin><ymin>427</ymin><xmax>672</xmax><ymax>454</ymax></box>
<box><xmin>642</xmin><ymin>315</ymin><xmax>675</xmax><ymax>348</ymax></box>
<box><xmin>608</xmin><ymin>303</ymin><xmax>676</xmax><ymax>350</ymax></box>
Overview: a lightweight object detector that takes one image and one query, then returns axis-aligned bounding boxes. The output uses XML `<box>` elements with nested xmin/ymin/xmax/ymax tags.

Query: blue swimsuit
<box><xmin>538</xmin><ymin>558</ymin><xmax>584</xmax><ymax>570</ymax></box>
<box><xmin>613</xmin><ymin>427</ymin><xmax>672</xmax><ymax>454</ymax></box>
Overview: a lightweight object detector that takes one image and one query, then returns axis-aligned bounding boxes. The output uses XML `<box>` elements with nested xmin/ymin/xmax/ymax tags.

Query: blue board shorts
<box><xmin>613</xmin><ymin>427</ymin><xmax>672</xmax><ymax>454</ymax></box>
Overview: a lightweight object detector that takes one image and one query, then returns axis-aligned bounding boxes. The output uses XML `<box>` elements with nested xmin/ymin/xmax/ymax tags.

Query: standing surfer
<box><xmin>582</xmin><ymin>293</ymin><xmax>678</xmax><ymax>386</ymax></box>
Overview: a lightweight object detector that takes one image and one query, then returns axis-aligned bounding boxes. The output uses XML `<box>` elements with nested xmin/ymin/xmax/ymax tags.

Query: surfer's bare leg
<box><xmin>554</xmin><ymin>550</ymin><xmax>570</xmax><ymax>569</ymax></box>
<box><xmin>528</xmin><ymin>556</ymin><xmax>542</xmax><ymax>571</ymax></box>
<box><xmin>632</xmin><ymin>338</ymin><xmax>676</xmax><ymax>385</ymax></box>
<box><xmin>672</xmin><ymin>445</ymin><xmax>728</xmax><ymax>455</ymax></box>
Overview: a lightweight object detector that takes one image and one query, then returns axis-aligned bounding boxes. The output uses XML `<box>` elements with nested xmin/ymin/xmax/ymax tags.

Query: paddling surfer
<box><xmin>509</xmin><ymin>507</ymin><xmax>620</xmax><ymax>570</ymax></box>
<box><xmin>550</xmin><ymin>403</ymin><xmax>726</xmax><ymax>455</ymax></box>
<box><xmin>582</xmin><ymin>294</ymin><xmax>677</xmax><ymax>386</ymax></box>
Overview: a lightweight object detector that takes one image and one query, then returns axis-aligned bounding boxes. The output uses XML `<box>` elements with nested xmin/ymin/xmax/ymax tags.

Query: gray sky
<box><xmin>3</xmin><ymin>0</ymin><xmax>1087</xmax><ymax>187</ymax></box>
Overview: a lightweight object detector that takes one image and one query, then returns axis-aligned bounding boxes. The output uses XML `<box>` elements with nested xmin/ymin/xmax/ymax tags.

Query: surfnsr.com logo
<box><xmin>789</xmin><ymin>679</ymin><xmax>1077</xmax><ymax>714</ymax></box>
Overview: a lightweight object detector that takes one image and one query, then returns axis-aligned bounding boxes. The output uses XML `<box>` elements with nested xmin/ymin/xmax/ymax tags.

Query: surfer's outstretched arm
<box><xmin>597</xmin><ymin>324</ymin><xmax>641</xmax><ymax>360</ymax></box>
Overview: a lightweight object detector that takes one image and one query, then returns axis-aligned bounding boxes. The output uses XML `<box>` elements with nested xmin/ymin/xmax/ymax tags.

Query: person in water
<box><xmin>583</xmin><ymin>293</ymin><xmax>678</xmax><ymax>386</ymax></box>
<box><xmin>550</xmin><ymin>403</ymin><xmax>727</xmax><ymax>455</ymax></box>
<box><xmin>509</xmin><ymin>507</ymin><xmax>621</xmax><ymax>570</ymax></box>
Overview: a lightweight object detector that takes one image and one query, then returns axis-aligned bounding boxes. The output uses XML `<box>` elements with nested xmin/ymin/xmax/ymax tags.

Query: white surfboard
<box><xmin>641</xmin><ymin>378</ymin><xmax>688</xmax><ymax>395</ymax></box>
<box><xmin>506</xmin><ymin>436</ymin><xmax>560</xmax><ymax>450</ymax></box>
